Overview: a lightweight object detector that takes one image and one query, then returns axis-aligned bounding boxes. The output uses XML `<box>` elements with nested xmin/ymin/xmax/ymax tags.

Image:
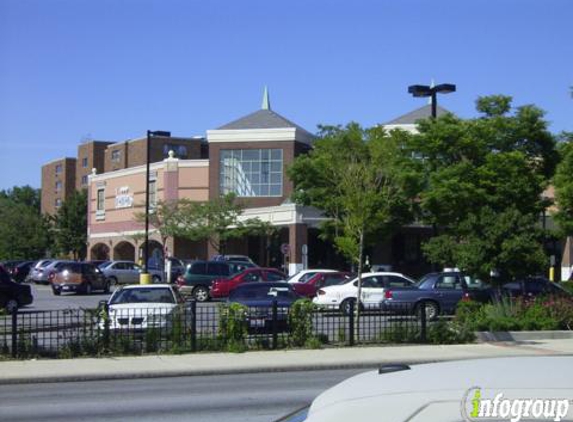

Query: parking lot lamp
<box><xmin>141</xmin><ymin>130</ymin><xmax>170</xmax><ymax>285</ymax></box>
<box><xmin>407</xmin><ymin>83</ymin><xmax>456</xmax><ymax>118</ymax></box>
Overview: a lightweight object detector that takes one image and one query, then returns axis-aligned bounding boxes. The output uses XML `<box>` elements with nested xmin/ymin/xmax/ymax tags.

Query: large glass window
<box><xmin>220</xmin><ymin>149</ymin><xmax>283</xmax><ymax>197</ymax></box>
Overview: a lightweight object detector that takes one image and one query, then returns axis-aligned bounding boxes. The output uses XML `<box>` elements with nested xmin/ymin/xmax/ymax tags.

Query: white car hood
<box><xmin>306</xmin><ymin>357</ymin><xmax>573</xmax><ymax>422</ymax></box>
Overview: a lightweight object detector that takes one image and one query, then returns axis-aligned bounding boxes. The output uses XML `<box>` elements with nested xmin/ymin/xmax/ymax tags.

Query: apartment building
<box><xmin>41</xmin><ymin>157</ymin><xmax>77</xmax><ymax>215</ymax></box>
<box><xmin>42</xmin><ymin>136</ymin><xmax>203</xmax><ymax>214</ymax></box>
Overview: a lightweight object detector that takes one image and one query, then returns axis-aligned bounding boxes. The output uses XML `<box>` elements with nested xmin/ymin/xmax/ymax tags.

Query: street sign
<box><xmin>280</xmin><ymin>243</ymin><xmax>290</xmax><ymax>255</ymax></box>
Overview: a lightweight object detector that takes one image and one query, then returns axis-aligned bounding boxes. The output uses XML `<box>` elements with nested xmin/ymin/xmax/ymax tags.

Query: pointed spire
<box><xmin>261</xmin><ymin>86</ymin><xmax>271</xmax><ymax>110</ymax></box>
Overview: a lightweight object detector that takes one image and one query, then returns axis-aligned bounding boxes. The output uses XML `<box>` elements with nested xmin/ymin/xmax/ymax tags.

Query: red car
<box><xmin>210</xmin><ymin>268</ymin><xmax>287</xmax><ymax>298</ymax></box>
<box><xmin>291</xmin><ymin>271</ymin><xmax>353</xmax><ymax>298</ymax></box>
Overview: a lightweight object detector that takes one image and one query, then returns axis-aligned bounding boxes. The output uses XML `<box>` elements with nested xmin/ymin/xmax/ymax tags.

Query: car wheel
<box><xmin>340</xmin><ymin>298</ymin><xmax>357</xmax><ymax>316</ymax></box>
<box><xmin>52</xmin><ymin>289</ymin><xmax>61</xmax><ymax>296</ymax></box>
<box><xmin>107</xmin><ymin>276</ymin><xmax>118</xmax><ymax>286</ymax></box>
<box><xmin>5</xmin><ymin>299</ymin><xmax>18</xmax><ymax>314</ymax></box>
<box><xmin>84</xmin><ymin>282</ymin><xmax>93</xmax><ymax>295</ymax></box>
<box><xmin>193</xmin><ymin>285</ymin><xmax>210</xmax><ymax>302</ymax></box>
<box><xmin>416</xmin><ymin>301</ymin><xmax>439</xmax><ymax>321</ymax></box>
<box><xmin>152</xmin><ymin>275</ymin><xmax>161</xmax><ymax>284</ymax></box>
<box><xmin>103</xmin><ymin>280</ymin><xmax>111</xmax><ymax>294</ymax></box>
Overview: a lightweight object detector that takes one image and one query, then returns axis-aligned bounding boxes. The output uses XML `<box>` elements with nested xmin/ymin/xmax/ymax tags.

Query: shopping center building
<box><xmin>83</xmin><ymin>93</ymin><xmax>436</xmax><ymax>276</ymax></box>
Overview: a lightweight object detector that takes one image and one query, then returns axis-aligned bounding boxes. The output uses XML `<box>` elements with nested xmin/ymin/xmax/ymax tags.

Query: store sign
<box><xmin>115</xmin><ymin>186</ymin><xmax>133</xmax><ymax>209</ymax></box>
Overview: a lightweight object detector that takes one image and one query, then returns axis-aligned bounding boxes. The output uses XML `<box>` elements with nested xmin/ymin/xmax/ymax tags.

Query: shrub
<box><xmin>288</xmin><ymin>299</ymin><xmax>317</xmax><ymax>348</ymax></box>
<box><xmin>379</xmin><ymin>323</ymin><xmax>420</xmax><ymax>344</ymax></box>
<box><xmin>427</xmin><ymin>320</ymin><xmax>475</xmax><ymax>344</ymax></box>
<box><xmin>218</xmin><ymin>303</ymin><xmax>248</xmax><ymax>352</ymax></box>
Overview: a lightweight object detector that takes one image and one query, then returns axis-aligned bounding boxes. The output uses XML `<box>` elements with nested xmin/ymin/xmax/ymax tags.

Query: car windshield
<box><xmin>110</xmin><ymin>288</ymin><xmax>175</xmax><ymax>304</ymax></box>
<box><xmin>230</xmin><ymin>286</ymin><xmax>295</xmax><ymax>300</ymax></box>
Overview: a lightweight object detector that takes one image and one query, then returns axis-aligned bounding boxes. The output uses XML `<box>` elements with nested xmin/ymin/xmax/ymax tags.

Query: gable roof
<box><xmin>384</xmin><ymin>104</ymin><xmax>451</xmax><ymax>125</ymax></box>
<box><xmin>218</xmin><ymin>109</ymin><xmax>313</xmax><ymax>137</ymax></box>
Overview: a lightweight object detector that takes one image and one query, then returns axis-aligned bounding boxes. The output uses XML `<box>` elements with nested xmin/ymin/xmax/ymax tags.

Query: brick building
<box><xmin>41</xmin><ymin>157</ymin><xmax>78</xmax><ymax>215</ymax></box>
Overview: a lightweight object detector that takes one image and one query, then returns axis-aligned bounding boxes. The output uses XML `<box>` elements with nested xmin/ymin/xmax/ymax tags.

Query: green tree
<box><xmin>411</xmin><ymin>95</ymin><xmax>557</xmax><ymax>281</ymax></box>
<box><xmin>53</xmin><ymin>190</ymin><xmax>88</xmax><ymax>259</ymax></box>
<box><xmin>133</xmin><ymin>200</ymin><xmax>183</xmax><ymax>252</ymax></box>
<box><xmin>173</xmin><ymin>193</ymin><xmax>272</xmax><ymax>255</ymax></box>
<box><xmin>289</xmin><ymin>123</ymin><xmax>416</xmax><ymax>336</ymax></box>
<box><xmin>0</xmin><ymin>186</ymin><xmax>51</xmax><ymax>259</ymax></box>
<box><xmin>553</xmin><ymin>132</ymin><xmax>573</xmax><ymax>235</ymax></box>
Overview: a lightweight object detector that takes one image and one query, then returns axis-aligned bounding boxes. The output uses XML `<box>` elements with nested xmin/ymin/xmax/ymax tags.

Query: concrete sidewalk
<box><xmin>1</xmin><ymin>337</ymin><xmax>572</xmax><ymax>384</ymax></box>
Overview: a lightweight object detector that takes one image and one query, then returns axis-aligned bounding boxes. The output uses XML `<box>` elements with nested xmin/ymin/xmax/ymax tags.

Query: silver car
<box><xmin>30</xmin><ymin>260</ymin><xmax>74</xmax><ymax>284</ymax></box>
<box><xmin>100</xmin><ymin>261</ymin><xmax>163</xmax><ymax>285</ymax></box>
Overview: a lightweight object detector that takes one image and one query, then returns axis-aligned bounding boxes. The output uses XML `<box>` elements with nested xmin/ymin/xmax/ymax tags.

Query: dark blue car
<box><xmin>228</xmin><ymin>282</ymin><xmax>300</xmax><ymax>332</ymax></box>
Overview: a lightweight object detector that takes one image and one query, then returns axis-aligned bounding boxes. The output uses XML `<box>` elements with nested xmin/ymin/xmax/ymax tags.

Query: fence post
<box><xmin>11</xmin><ymin>308</ymin><xmax>17</xmax><ymax>358</ymax></box>
<box><xmin>348</xmin><ymin>300</ymin><xmax>355</xmax><ymax>347</ymax></box>
<box><xmin>190</xmin><ymin>299</ymin><xmax>197</xmax><ymax>353</ymax></box>
<box><xmin>419</xmin><ymin>302</ymin><xmax>427</xmax><ymax>343</ymax></box>
<box><xmin>271</xmin><ymin>299</ymin><xmax>278</xmax><ymax>350</ymax></box>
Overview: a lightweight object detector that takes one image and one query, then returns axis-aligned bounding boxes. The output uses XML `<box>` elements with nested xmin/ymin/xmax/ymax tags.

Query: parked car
<box><xmin>11</xmin><ymin>261</ymin><xmax>35</xmax><ymax>283</ymax></box>
<box><xmin>498</xmin><ymin>276</ymin><xmax>571</xmax><ymax>299</ymax></box>
<box><xmin>228</xmin><ymin>282</ymin><xmax>300</xmax><ymax>333</ymax></box>
<box><xmin>313</xmin><ymin>272</ymin><xmax>417</xmax><ymax>314</ymax></box>
<box><xmin>287</xmin><ymin>269</ymin><xmax>338</xmax><ymax>284</ymax></box>
<box><xmin>210</xmin><ymin>267</ymin><xmax>287</xmax><ymax>298</ymax></box>
<box><xmin>103</xmin><ymin>284</ymin><xmax>186</xmax><ymax>331</ymax></box>
<box><xmin>148</xmin><ymin>257</ymin><xmax>187</xmax><ymax>283</ymax></box>
<box><xmin>100</xmin><ymin>260</ymin><xmax>163</xmax><ymax>285</ymax></box>
<box><xmin>276</xmin><ymin>356</ymin><xmax>573</xmax><ymax>422</ymax></box>
<box><xmin>291</xmin><ymin>272</ymin><xmax>353</xmax><ymax>298</ymax></box>
<box><xmin>87</xmin><ymin>260</ymin><xmax>110</xmax><ymax>268</ymax></box>
<box><xmin>0</xmin><ymin>265</ymin><xmax>33</xmax><ymax>313</ymax></box>
<box><xmin>380</xmin><ymin>271</ymin><xmax>492</xmax><ymax>320</ymax></box>
<box><xmin>49</xmin><ymin>262</ymin><xmax>110</xmax><ymax>295</ymax></box>
<box><xmin>177</xmin><ymin>260</ymin><xmax>256</xmax><ymax>302</ymax></box>
<box><xmin>211</xmin><ymin>254</ymin><xmax>258</xmax><ymax>266</ymax></box>
<box><xmin>29</xmin><ymin>259</ymin><xmax>54</xmax><ymax>284</ymax></box>
<box><xmin>1</xmin><ymin>260</ymin><xmax>26</xmax><ymax>276</ymax></box>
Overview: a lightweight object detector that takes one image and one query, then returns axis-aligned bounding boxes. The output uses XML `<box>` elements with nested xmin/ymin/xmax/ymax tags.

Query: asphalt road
<box><xmin>0</xmin><ymin>368</ymin><xmax>365</xmax><ymax>422</ymax></box>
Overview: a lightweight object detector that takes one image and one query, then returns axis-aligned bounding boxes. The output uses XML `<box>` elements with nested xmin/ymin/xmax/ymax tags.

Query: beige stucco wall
<box><xmin>178</xmin><ymin>166</ymin><xmax>209</xmax><ymax>202</ymax></box>
<box><xmin>90</xmin><ymin>167</ymin><xmax>166</xmax><ymax>226</ymax></box>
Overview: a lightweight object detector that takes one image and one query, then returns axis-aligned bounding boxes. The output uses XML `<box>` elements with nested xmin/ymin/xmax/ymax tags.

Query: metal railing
<box><xmin>0</xmin><ymin>301</ymin><xmax>431</xmax><ymax>359</ymax></box>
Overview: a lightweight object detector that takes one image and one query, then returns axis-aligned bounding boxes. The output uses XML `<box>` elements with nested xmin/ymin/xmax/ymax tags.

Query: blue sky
<box><xmin>1</xmin><ymin>0</ymin><xmax>572</xmax><ymax>190</ymax></box>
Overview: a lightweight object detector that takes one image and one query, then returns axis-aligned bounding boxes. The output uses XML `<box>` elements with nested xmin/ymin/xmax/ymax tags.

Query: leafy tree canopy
<box><xmin>52</xmin><ymin>189</ymin><xmax>88</xmax><ymax>260</ymax></box>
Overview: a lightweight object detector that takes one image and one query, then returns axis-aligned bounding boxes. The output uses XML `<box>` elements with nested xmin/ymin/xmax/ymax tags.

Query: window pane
<box><xmin>220</xmin><ymin>149</ymin><xmax>283</xmax><ymax>198</ymax></box>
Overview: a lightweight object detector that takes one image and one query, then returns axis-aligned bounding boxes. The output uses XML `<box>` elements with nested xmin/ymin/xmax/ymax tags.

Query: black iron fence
<box><xmin>0</xmin><ymin>301</ymin><xmax>433</xmax><ymax>359</ymax></box>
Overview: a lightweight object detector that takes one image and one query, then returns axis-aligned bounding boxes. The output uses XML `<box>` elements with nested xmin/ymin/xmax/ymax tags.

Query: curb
<box><xmin>475</xmin><ymin>331</ymin><xmax>573</xmax><ymax>342</ymax></box>
<box><xmin>0</xmin><ymin>358</ymin><xmax>448</xmax><ymax>385</ymax></box>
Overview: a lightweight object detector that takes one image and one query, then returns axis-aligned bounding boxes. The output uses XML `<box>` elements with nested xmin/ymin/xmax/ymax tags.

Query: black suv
<box><xmin>177</xmin><ymin>260</ymin><xmax>255</xmax><ymax>302</ymax></box>
<box><xmin>0</xmin><ymin>265</ymin><xmax>33</xmax><ymax>313</ymax></box>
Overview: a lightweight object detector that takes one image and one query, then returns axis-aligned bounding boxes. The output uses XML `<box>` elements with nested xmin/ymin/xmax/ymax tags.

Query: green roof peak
<box><xmin>261</xmin><ymin>86</ymin><xmax>271</xmax><ymax>110</ymax></box>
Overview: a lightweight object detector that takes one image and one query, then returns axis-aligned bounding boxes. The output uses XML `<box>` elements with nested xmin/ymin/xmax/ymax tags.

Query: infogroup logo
<box><xmin>461</xmin><ymin>387</ymin><xmax>571</xmax><ymax>422</ymax></box>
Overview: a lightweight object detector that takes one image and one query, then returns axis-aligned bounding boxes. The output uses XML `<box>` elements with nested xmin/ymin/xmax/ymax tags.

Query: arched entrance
<box><xmin>139</xmin><ymin>240</ymin><xmax>164</xmax><ymax>269</ymax></box>
<box><xmin>113</xmin><ymin>241</ymin><xmax>136</xmax><ymax>261</ymax></box>
<box><xmin>90</xmin><ymin>243</ymin><xmax>110</xmax><ymax>261</ymax></box>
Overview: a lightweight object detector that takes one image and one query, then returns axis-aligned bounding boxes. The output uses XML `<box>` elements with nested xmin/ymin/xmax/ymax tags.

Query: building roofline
<box><xmin>106</xmin><ymin>135</ymin><xmax>204</xmax><ymax>148</ymax></box>
<box><xmin>42</xmin><ymin>157</ymin><xmax>77</xmax><ymax>166</ymax></box>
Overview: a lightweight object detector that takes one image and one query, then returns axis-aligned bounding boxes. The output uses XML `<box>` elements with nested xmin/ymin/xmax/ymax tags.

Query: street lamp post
<box><xmin>408</xmin><ymin>83</ymin><xmax>456</xmax><ymax>272</ymax></box>
<box><xmin>141</xmin><ymin>130</ymin><xmax>170</xmax><ymax>285</ymax></box>
<box><xmin>407</xmin><ymin>83</ymin><xmax>456</xmax><ymax>118</ymax></box>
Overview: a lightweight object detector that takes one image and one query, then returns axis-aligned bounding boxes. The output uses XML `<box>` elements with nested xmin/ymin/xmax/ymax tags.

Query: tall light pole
<box><xmin>408</xmin><ymin>83</ymin><xmax>456</xmax><ymax>118</ymax></box>
<box><xmin>141</xmin><ymin>130</ymin><xmax>170</xmax><ymax>285</ymax></box>
<box><xmin>408</xmin><ymin>83</ymin><xmax>456</xmax><ymax>272</ymax></box>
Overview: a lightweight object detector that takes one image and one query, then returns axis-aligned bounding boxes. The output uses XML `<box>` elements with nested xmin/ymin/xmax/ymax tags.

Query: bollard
<box><xmin>348</xmin><ymin>300</ymin><xmax>355</xmax><ymax>347</ymax></box>
<box><xmin>190</xmin><ymin>299</ymin><xmax>197</xmax><ymax>353</ymax></box>
<box><xmin>11</xmin><ymin>308</ymin><xmax>17</xmax><ymax>358</ymax></box>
